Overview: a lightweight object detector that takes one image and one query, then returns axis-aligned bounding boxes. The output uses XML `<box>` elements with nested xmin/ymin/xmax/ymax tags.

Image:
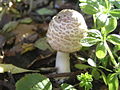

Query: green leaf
<box><xmin>61</xmin><ymin>83</ymin><xmax>77</xmax><ymax>90</ymax></box>
<box><xmin>0</xmin><ymin>8</ymin><xmax>5</xmax><ymax>21</ymax></box>
<box><xmin>79</xmin><ymin>81</ymin><xmax>85</xmax><ymax>87</ymax></box>
<box><xmin>98</xmin><ymin>66</ymin><xmax>112</xmax><ymax>72</ymax></box>
<box><xmin>96</xmin><ymin>13</ymin><xmax>108</xmax><ymax>29</ymax></box>
<box><xmin>114</xmin><ymin>45</ymin><xmax>120</xmax><ymax>52</ymax></box>
<box><xmin>80</xmin><ymin>3</ymin><xmax>99</xmax><ymax>15</ymax></box>
<box><xmin>16</xmin><ymin>73</ymin><xmax>52</xmax><ymax>90</ymax></box>
<box><xmin>100</xmin><ymin>57</ymin><xmax>109</xmax><ymax>67</ymax></box>
<box><xmin>101</xmin><ymin>71</ymin><xmax>107</xmax><ymax>85</ymax></box>
<box><xmin>107</xmin><ymin>74</ymin><xmax>119</xmax><ymax>90</ymax></box>
<box><xmin>2</xmin><ymin>21</ymin><xmax>19</xmax><ymax>32</ymax></box>
<box><xmin>84</xmin><ymin>0</ymin><xmax>99</xmax><ymax>8</ymax></box>
<box><xmin>10</xmin><ymin>8</ymin><xmax>20</xmax><ymax>15</ymax></box>
<box><xmin>88</xmin><ymin>29</ymin><xmax>102</xmax><ymax>39</ymax></box>
<box><xmin>0</xmin><ymin>64</ymin><xmax>34</xmax><ymax>74</ymax></box>
<box><xmin>104</xmin><ymin>0</ymin><xmax>111</xmax><ymax>10</ymax></box>
<box><xmin>75</xmin><ymin>64</ymin><xmax>92</xmax><ymax>70</ymax></box>
<box><xmin>20</xmin><ymin>17</ymin><xmax>32</xmax><ymax>24</ymax></box>
<box><xmin>91</xmin><ymin>69</ymin><xmax>100</xmax><ymax>80</ymax></box>
<box><xmin>111</xmin><ymin>1</ymin><xmax>120</xmax><ymax>9</ymax></box>
<box><xmin>81</xmin><ymin>37</ymin><xmax>101</xmax><ymax>47</ymax></box>
<box><xmin>36</xmin><ymin>8</ymin><xmax>56</xmax><ymax>15</ymax></box>
<box><xmin>109</xmin><ymin>9</ymin><xmax>120</xmax><ymax>18</ymax></box>
<box><xmin>77</xmin><ymin>72</ymin><xmax>93</xmax><ymax>81</ymax></box>
<box><xmin>105</xmin><ymin>17</ymin><xmax>117</xmax><ymax>34</ymax></box>
<box><xmin>96</xmin><ymin>42</ymin><xmax>107</xmax><ymax>59</ymax></box>
<box><xmin>77</xmin><ymin>72</ymin><xmax>93</xmax><ymax>89</ymax></box>
<box><xmin>107</xmin><ymin>34</ymin><xmax>120</xmax><ymax>45</ymax></box>
<box><xmin>34</xmin><ymin>37</ymin><xmax>52</xmax><ymax>51</ymax></box>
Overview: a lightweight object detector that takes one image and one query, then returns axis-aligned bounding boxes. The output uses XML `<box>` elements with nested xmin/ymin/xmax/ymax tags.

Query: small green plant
<box><xmin>80</xmin><ymin>0</ymin><xmax>120</xmax><ymax>67</ymax></box>
<box><xmin>75</xmin><ymin>0</ymin><xmax>120</xmax><ymax>90</ymax></box>
<box><xmin>77</xmin><ymin>72</ymin><xmax>93</xmax><ymax>90</ymax></box>
<box><xmin>60</xmin><ymin>72</ymin><xmax>93</xmax><ymax>90</ymax></box>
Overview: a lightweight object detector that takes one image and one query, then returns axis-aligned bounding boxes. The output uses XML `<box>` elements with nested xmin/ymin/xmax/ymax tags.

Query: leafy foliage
<box><xmin>107</xmin><ymin>34</ymin><xmax>120</xmax><ymax>45</ymax></box>
<box><xmin>107</xmin><ymin>74</ymin><xmax>119</xmax><ymax>90</ymax></box>
<box><xmin>36</xmin><ymin>8</ymin><xmax>57</xmax><ymax>15</ymax></box>
<box><xmin>77</xmin><ymin>72</ymin><xmax>93</xmax><ymax>90</ymax></box>
<box><xmin>105</xmin><ymin>17</ymin><xmax>117</xmax><ymax>34</ymax></box>
<box><xmin>1</xmin><ymin>21</ymin><xmax>19</xmax><ymax>33</ymax></box>
<box><xmin>78</xmin><ymin>0</ymin><xmax>120</xmax><ymax>90</ymax></box>
<box><xmin>34</xmin><ymin>37</ymin><xmax>52</xmax><ymax>51</ymax></box>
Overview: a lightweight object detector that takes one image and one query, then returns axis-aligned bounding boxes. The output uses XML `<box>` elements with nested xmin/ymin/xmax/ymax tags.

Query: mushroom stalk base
<box><xmin>56</xmin><ymin>52</ymin><xmax>70</xmax><ymax>73</ymax></box>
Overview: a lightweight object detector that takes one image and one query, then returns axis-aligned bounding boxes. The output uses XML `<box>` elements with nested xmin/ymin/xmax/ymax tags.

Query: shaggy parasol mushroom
<box><xmin>47</xmin><ymin>9</ymin><xmax>88</xmax><ymax>73</ymax></box>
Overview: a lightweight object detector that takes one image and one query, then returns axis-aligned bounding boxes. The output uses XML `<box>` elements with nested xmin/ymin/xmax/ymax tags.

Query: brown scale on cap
<box><xmin>47</xmin><ymin>9</ymin><xmax>88</xmax><ymax>53</ymax></box>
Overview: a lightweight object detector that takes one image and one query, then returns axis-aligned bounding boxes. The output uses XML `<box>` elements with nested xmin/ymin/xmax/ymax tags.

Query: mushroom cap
<box><xmin>47</xmin><ymin>9</ymin><xmax>88</xmax><ymax>53</ymax></box>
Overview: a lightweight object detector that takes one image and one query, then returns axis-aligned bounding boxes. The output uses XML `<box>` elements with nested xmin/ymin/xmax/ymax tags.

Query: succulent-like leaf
<box><xmin>107</xmin><ymin>34</ymin><xmax>120</xmax><ymax>45</ymax></box>
<box><xmin>110</xmin><ymin>1</ymin><xmax>120</xmax><ymax>9</ymax></box>
<box><xmin>80</xmin><ymin>3</ymin><xmax>99</xmax><ymax>15</ymax></box>
<box><xmin>105</xmin><ymin>17</ymin><xmax>117</xmax><ymax>34</ymax></box>
<box><xmin>16</xmin><ymin>73</ymin><xmax>52</xmax><ymax>90</ymax></box>
<box><xmin>114</xmin><ymin>45</ymin><xmax>120</xmax><ymax>52</ymax></box>
<box><xmin>96</xmin><ymin>42</ymin><xmax>107</xmax><ymax>59</ymax></box>
<box><xmin>104</xmin><ymin>0</ymin><xmax>111</xmax><ymax>10</ymax></box>
<box><xmin>109</xmin><ymin>9</ymin><xmax>120</xmax><ymax>18</ymax></box>
<box><xmin>88</xmin><ymin>29</ymin><xmax>102</xmax><ymax>39</ymax></box>
<box><xmin>81</xmin><ymin>37</ymin><xmax>101</xmax><ymax>47</ymax></box>
<box><xmin>107</xmin><ymin>74</ymin><xmax>119</xmax><ymax>90</ymax></box>
<box><xmin>96</xmin><ymin>13</ymin><xmax>108</xmax><ymax>29</ymax></box>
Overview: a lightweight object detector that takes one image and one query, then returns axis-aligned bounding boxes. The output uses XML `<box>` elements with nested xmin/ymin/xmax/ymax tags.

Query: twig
<box><xmin>45</xmin><ymin>70</ymin><xmax>84</xmax><ymax>78</ymax></box>
<box><xmin>27</xmin><ymin>53</ymin><xmax>53</xmax><ymax>68</ymax></box>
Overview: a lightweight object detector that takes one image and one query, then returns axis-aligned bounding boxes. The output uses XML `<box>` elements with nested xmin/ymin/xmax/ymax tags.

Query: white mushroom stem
<box><xmin>56</xmin><ymin>51</ymin><xmax>70</xmax><ymax>73</ymax></box>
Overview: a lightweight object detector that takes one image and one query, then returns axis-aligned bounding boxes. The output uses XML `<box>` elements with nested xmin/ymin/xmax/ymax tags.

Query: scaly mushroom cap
<box><xmin>47</xmin><ymin>9</ymin><xmax>88</xmax><ymax>53</ymax></box>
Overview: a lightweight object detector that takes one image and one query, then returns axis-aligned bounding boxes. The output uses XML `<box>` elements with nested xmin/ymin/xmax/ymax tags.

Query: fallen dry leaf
<box><xmin>11</xmin><ymin>24</ymin><xmax>37</xmax><ymax>44</ymax></box>
<box><xmin>0</xmin><ymin>64</ymin><xmax>38</xmax><ymax>74</ymax></box>
<box><xmin>3</xmin><ymin>22</ymin><xmax>49</xmax><ymax>56</ymax></box>
<box><xmin>21</xmin><ymin>43</ymin><xmax>35</xmax><ymax>54</ymax></box>
<box><xmin>4</xmin><ymin>24</ymin><xmax>39</xmax><ymax>56</ymax></box>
